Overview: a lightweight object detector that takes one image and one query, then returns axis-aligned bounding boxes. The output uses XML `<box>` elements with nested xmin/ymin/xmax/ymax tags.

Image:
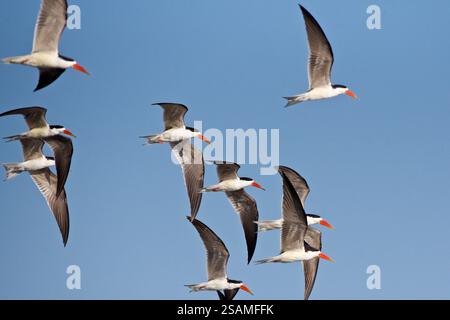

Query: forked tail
<box><xmin>3</xmin><ymin>135</ymin><xmax>24</xmax><ymax>142</ymax></box>
<box><xmin>2</xmin><ymin>55</ymin><xmax>30</xmax><ymax>65</ymax></box>
<box><xmin>2</xmin><ymin>163</ymin><xmax>22</xmax><ymax>181</ymax></box>
<box><xmin>283</xmin><ymin>94</ymin><xmax>308</xmax><ymax>107</ymax></box>
<box><xmin>184</xmin><ymin>284</ymin><xmax>201</xmax><ymax>292</ymax></box>
<box><xmin>140</xmin><ymin>135</ymin><xmax>160</xmax><ymax>145</ymax></box>
<box><xmin>255</xmin><ymin>256</ymin><xmax>277</xmax><ymax>265</ymax></box>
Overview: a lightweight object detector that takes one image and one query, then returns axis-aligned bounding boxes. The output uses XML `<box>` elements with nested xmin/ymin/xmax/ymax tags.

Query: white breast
<box><xmin>161</xmin><ymin>128</ymin><xmax>194</xmax><ymax>142</ymax></box>
<box><xmin>28</xmin><ymin>52</ymin><xmax>73</xmax><ymax>69</ymax></box>
<box><xmin>307</xmin><ymin>86</ymin><xmax>339</xmax><ymax>100</ymax></box>
<box><xmin>28</xmin><ymin>127</ymin><xmax>51</xmax><ymax>138</ymax></box>
<box><xmin>22</xmin><ymin>157</ymin><xmax>55</xmax><ymax>171</ymax></box>
<box><xmin>206</xmin><ymin>278</ymin><xmax>228</xmax><ymax>290</ymax></box>
<box><xmin>306</xmin><ymin>216</ymin><xmax>321</xmax><ymax>225</ymax></box>
<box><xmin>219</xmin><ymin>179</ymin><xmax>249</xmax><ymax>192</ymax></box>
<box><xmin>280</xmin><ymin>249</ymin><xmax>319</xmax><ymax>262</ymax></box>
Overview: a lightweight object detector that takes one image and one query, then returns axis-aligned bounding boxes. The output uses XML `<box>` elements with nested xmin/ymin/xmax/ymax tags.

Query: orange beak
<box><xmin>319</xmin><ymin>253</ymin><xmax>334</xmax><ymax>263</ymax></box>
<box><xmin>240</xmin><ymin>284</ymin><xmax>254</xmax><ymax>295</ymax></box>
<box><xmin>63</xmin><ymin>129</ymin><xmax>77</xmax><ymax>138</ymax></box>
<box><xmin>72</xmin><ymin>64</ymin><xmax>91</xmax><ymax>76</ymax></box>
<box><xmin>198</xmin><ymin>134</ymin><xmax>211</xmax><ymax>144</ymax></box>
<box><xmin>345</xmin><ymin>89</ymin><xmax>357</xmax><ymax>99</ymax></box>
<box><xmin>251</xmin><ymin>181</ymin><xmax>266</xmax><ymax>191</ymax></box>
<box><xmin>320</xmin><ymin>219</ymin><xmax>334</xmax><ymax>230</ymax></box>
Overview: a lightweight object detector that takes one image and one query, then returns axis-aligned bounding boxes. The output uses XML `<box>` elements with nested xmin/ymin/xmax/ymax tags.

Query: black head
<box><xmin>239</xmin><ymin>177</ymin><xmax>253</xmax><ymax>182</ymax></box>
<box><xmin>227</xmin><ymin>279</ymin><xmax>253</xmax><ymax>295</ymax></box>
<box><xmin>307</xmin><ymin>214</ymin><xmax>321</xmax><ymax>218</ymax></box>
<box><xmin>50</xmin><ymin>125</ymin><xmax>64</xmax><ymax>129</ymax></box>
<box><xmin>58</xmin><ymin>54</ymin><xmax>75</xmax><ymax>62</ymax></box>
<box><xmin>45</xmin><ymin>156</ymin><xmax>55</xmax><ymax>161</ymax></box>
<box><xmin>227</xmin><ymin>279</ymin><xmax>242</xmax><ymax>285</ymax></box>
<box><xmin>304</xmin><ymin>241</ymin><xmax>319</xmax><ymax>252</ymax></box>
<box><xmin>332</xmin><ymin>84</ymin><xmax>347</xmax><ymax>89</ymax></box>
<box><xmin>186</xmin><ymin>127</ymin><xmax>199</xmax><ymax>133</ymax></box>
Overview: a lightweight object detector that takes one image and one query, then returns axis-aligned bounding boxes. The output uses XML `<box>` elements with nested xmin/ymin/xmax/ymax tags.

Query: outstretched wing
<box><xmin>213</xmin><ymin>161</ymin><xmax>240</xmax><ymax>182</ymax></box>
<box><xmin>35</xmin><ymin>68</ymin><xmax>66</xmax><ymax>92</ymax></box>
<box><xmin>279</xmin><ymin>167</ymin><xmax>308</xmax><ymax>253</ymax></box>
<box><xmin>170</xmin><ymin>141</ymin><xmax>204</xmax><ymax>221</ymax></box>
<box><xmin>30</xmin><ymin>168</ymin><xmax>70</xmax><ymax>246</ymax></box>
<box><xmin>20</xmin><ymin>138</ymin><xmax>45</xmax><ymax>161</ymax></box>
<box><xmin>44</xmin><ymin>135</ymin><xmax>73</xmax><ymax>198</ymax></box>
<box><xmin>300</xmin><ymin>5</ymin><xmax>334</xmax><ymax>89</ymax></box>
<box><xmin>0</xmin><ymin>107</ymin><xmax>48</xmax><ymax>130</ymax></box>
<box><xmin>303</xmin><ymin>227</ymin><xmax>322</xmax><ymax>300</ymax></box>
<box><xmin>154</xmin><ymin>103</ymin><xmax>188</xmax><ymax>131</ymax></box>
<box><xmin>277</xmin><ymin>165</ymin><xmax>310</xmax><ymax>206</ymax></box>
<box><xmin>189</xmin><ymin>218</ymin><xmax>229</xmax><ymax>281</ymax></box>
<box><xmin>225</xmin><ymin>190</ymin><xmax>259</xmax><ymax>264</ymax></box>
<box><xmin>32</xmin><ymin>0</ymin><xmax>68</xmax><ymax>53</ymax></box>
<box><xmin>217</xmin><ymin>288</ymin><xmax>240</xmax><ymax>301</ymax></box>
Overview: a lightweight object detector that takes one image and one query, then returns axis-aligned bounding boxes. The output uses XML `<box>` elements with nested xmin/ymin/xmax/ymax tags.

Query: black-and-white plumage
<box><xmin>256</xmin><ymin>165</ymin><xmax>333</xmax><ymax>231</ymax></box>
<box><xmin>6</xmin><ymin>138</ymin><xmax>70</xmax><ymax>246</ymax></box>
<box><xmin>0</xmin><ymin>107</ymin><xmax>75</xmax><ymax>197</ymax></box>
<box><xmin>185</xmin><ymin>217</ymin><xmax>253</xmax><ymax>298</ymax></box>
<box><xmin>202</xmin><ymin>161</ymin><xmax>265</xmax><ymax>264</ymax></box>
<box><xmin>284</xmin><ymin>5</ymin><xmax>357</xmax><ymax>106</ymax></box>
<box><xmin>2</xmin><ymin>0</ymin><xmax>90</xmax><ymax>91</ymax></box>
<box><xmin>142</xmin><ymin>103</ymin><xmax>209</xmax><ymax>221</ymax></box>
<box><xmin>256</xmin><ymin>167</ymin><xmax>333</xmax><ymax>300</ymax></box>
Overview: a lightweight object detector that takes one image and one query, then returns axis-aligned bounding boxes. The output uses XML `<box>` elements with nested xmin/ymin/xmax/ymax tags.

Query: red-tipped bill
<box><xmin>72</xmin><ymin>64</ymin><xmax>90</xmax><ymax>75</ymax></box>
<box><xmin>251</xmin><ymin>181</ymin><xmax>266</xmax><ymax>191</ymax></box>
<box><xmin>319</xmin><ymin>253</ymin><xmax>334</xmax><ymax>263</ymax></box>
<box><xmin>198</xmin><ymin>134</ymin><xmax>211</xmax><ymax>144</ymax></box>
<box><xmin>345</xmin><ymin>90</ymin><xmax>357</xmax><ymax>99</ymax></box>
<box><xmin>240</xmin><ymin>284</ymin><xmax>254</xmax><ymax>295</ymax></box>
<box><xmin>320</xmin><ymin>219</ymin><xmax>334</xmax><ymax>229</ymax></box>
<box><xmin>63</xmin><ymin>129</ymin><xmax>77</xmax><ymax>138</ymax></box>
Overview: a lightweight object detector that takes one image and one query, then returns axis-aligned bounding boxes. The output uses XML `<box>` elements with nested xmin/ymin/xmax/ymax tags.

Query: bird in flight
<box><xmin>256</xmin><ymin>165</ymin><xmax>333</xmax><ymax>231</ymax></box>
<box><xmin>2</xmin><ymin>0</ymin><xmax>90</xmax><ymax>91</ymax></box>
<box><xmin>141</xmin><ymin>103</ymin><xmax>209</xmax><ymax>221</ymax></box>
<box><xmin>185</xmin><ymin>217</ymin><xmax>254</xmax><ymax>299</ymax></box>
<box><xmin>284</xmin><ymin>5</ymin><xmax>357</xmax><ymax>107</ymax></box>
<box><xmin>202</xmin><ymin>161</ymin><xmax>264</xmax><ymax>264</ymax></box>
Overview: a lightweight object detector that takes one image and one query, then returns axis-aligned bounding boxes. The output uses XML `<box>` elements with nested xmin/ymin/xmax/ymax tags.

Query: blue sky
<box><xmin>1</xmin><ymin>0</ymin><xmax>450</xmax><ymax>299</ymax></box>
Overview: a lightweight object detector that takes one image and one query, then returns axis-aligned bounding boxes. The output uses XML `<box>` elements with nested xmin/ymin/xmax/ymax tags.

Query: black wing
<box><xmin>44</xmin><ymin>135</ymin><xmax>73</xmax><ymax>198</ymax></box>
<box><xmin>225</xmin><ymin>190</ymin><xmax>259</xmax><ymax>264</ymax></box>
<box><xmin>217</xmin><ymin>289</ymin><xmax>240</xmax><ymax>300</ymax></box>
<box><xmin>35</xmin><ymin>68</ymin><xmax>66</xmax><ymax>92</ymax></box>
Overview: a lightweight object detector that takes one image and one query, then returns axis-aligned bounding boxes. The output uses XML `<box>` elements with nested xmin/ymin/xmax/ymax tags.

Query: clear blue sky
<box><xmin>1</xmin><ymin>0</ymin><xmax>450</xmax><ymax>300</ymax></box>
